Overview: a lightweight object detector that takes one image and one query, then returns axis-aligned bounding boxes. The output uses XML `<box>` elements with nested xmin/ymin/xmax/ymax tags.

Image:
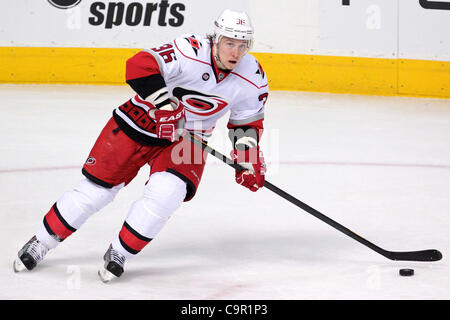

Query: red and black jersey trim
<box><xmin>126</xmin><ymin>51</ymin><xmax>161</xmax><ymax>83</ymax></box>
<box><xmin>112</xmin><ymin>110</ymin><xmax>173</xmax><ymax>146</ymax></box>
<box><xmin>119</xmin><ymin>221</ymin><xmax>153</xmax><ymax>255</ymax></box>
<box><xmin>43</xmin><ymin>203</ymin><xmax>76</xmax><ymax>241</ymax></box>
<box><xmin>126</xmin><ymin>74</ymin><xmax>168</xmax><ymax>102</ymax></box>
<box><xmin>125</xmin><ymin>50</ymin><xmax>170</xmax><ymax>106</ymax></box>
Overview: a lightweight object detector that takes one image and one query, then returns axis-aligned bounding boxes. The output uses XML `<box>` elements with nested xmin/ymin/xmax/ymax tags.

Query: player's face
<box><xmin>216</xmin><ymin>37</ymin><xmax>248</xmax><ymax>70</ymax></box>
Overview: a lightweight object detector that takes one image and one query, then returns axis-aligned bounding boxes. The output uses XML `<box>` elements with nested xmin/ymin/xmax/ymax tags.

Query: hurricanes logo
<box><xmin>173</xmin><ymin>87</ymin><xmax>228</xmax><ymax>116</ymax></box>
<box><xmin>85</xmin><ymin>157</ymin><xmax>96</xmax><ymax>165</ymax></box>
<box><xmin>48</xmin><ymin>0</ymin><xmax>82</xmax><ymax>9</ymax></box>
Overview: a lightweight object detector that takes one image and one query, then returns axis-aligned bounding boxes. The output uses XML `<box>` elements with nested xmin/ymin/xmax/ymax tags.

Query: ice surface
<box><xmin>1</xmin><ymin>84</ymin><xmax>449</xmax><ymax>299</ymax></box>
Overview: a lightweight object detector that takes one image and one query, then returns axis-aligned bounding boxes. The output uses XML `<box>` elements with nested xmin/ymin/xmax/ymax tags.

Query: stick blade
<box><xmin>387</xmin><ymin>249</ymin><xmax>442</xmax><ymax>262</ymax></box>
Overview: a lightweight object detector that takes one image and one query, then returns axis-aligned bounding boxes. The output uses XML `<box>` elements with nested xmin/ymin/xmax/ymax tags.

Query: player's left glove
<box><xmin>152</xmin><ymin>97</ymin><xmax>185</xmax><ymax>142</ymax></box>
<box><xmin>231</xmin><ymin>146</ymin><xmax>266</xmax><ymax>192</ymax></box>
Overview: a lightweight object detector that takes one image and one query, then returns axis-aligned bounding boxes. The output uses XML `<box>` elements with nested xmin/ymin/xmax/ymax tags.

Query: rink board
<box><xmin>1</xmin><ymin>1</ymin><xmax>449</xmax><ymax>98</ymax></box>
<box><xmin>1</xmin><ymin>46</ymin><xmax>449</xmax><ymax>98</ymax></box>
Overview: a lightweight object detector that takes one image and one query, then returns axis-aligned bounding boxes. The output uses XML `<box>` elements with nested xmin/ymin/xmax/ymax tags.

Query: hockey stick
<box><xmin>187</xmin><ymin>133</ymin><xmax>442</xmax><ymax>262</ymax></box>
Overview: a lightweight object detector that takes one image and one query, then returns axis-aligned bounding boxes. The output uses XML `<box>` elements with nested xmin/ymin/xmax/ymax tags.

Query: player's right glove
<box><xmin>151</xmin><ymin>97</ymin><xmax>186</xmax><ymax>142</ymax></box>
<box><xmin>231</xmin><ymin>146</ymin><xmax>266</xmax><ymax>192</ymax></box>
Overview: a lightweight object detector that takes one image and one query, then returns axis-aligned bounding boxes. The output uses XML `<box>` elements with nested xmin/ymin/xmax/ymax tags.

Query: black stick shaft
<box><xmin>187</xmin><ymin>134</ymin><xmax>442</xmax><ymax>262</ymax></box>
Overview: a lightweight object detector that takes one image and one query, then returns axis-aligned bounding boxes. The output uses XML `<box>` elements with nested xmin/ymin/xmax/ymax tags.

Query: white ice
<box><xmin>1</xmin><ymin>84</ymin><xmax>449</xmax><ymax>300</ymax></box>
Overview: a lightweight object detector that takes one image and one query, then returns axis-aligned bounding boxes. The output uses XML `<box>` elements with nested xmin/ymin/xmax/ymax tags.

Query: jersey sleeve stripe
<box><xmin>228</xmin><ymin>113</ymin><xmax>264</xmax><ymax>126</ymax></box>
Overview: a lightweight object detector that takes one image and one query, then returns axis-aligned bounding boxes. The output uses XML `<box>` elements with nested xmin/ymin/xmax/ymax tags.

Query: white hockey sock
<box><xmin>112</xmin><ymin>172</ymin><xmax>187</xmax><ymax>259</ymax></box>
<box><xmin>37</xmin><ymin>177</ymin><xmax>123</xmax><ymax>249</ymax></box>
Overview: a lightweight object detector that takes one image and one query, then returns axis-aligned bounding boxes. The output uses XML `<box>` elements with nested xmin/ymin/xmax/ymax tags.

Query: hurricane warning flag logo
<box><xmin>173</xmin><ymin>87</ymin><xmax>228</xmax><ymax>116</ymax></box>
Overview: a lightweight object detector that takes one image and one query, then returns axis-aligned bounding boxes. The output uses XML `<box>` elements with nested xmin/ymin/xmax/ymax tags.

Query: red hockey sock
<box><xmin>118</xmin><ymin>222</ymin><xmax>153</xmax><ymax>255</ymax></box>
<box><xmin>43</xmin><ymin>203</ymin><xmax>76</xmax><ymax>241</ymax></box>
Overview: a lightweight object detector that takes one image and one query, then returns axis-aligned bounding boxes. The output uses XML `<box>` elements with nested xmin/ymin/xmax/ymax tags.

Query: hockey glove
<box><xmin>231</xmin><ymin>146</ymin><xmax>266</xmax><ymax>192</ymax></box>
<box><xmin>152</xmin><ymin>97</ymin><xmax>186</xmax><ymax>142</ymax></box>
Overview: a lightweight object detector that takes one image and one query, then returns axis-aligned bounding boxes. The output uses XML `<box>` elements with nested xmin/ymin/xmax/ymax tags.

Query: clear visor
<box><xmin>215</xmin><ymin>34</ymin><xmax>253</xmax><ymax>52</ymax></box>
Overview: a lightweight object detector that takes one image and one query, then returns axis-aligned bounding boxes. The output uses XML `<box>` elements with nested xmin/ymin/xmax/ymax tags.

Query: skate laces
<box><xmin>23</xmin><ymin>236</ymin><xmax>48</xmax><ymax>262</ymax></box>
<box><xmin>106</xmin><ymin>246</ymin><xmax>125</xmax><ymax>267</ymax></box>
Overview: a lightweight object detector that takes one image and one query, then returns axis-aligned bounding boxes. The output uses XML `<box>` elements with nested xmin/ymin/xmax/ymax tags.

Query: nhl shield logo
<box><xmin>202</xmin><ymin>73</ymin><xmax>210</xmax><ymax>81</ymax></box>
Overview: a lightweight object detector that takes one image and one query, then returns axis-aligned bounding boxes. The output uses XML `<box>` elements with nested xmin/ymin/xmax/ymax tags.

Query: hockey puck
<box><xmin>399</xmin><ymin>268</ymin><xmax>414</xmax><ymax>276</ymax></box>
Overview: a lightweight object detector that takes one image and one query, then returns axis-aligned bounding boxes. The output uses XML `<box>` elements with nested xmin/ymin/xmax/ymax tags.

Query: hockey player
<box><xmin>13</xmin><ymin>9</ymin><xmax>268</xmax><ymax>282</ymax></box>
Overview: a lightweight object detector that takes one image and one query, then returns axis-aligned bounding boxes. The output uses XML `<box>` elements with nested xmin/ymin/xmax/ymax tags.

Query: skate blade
<box><xmin>13</xmin><ymin>258</ymin><xmax>27</xmax><ymax>273</ymax></box>
<box><xmin>98</xmin><ymin>267</ymin><xmax>116</xmax><ymax>283</ymax></box>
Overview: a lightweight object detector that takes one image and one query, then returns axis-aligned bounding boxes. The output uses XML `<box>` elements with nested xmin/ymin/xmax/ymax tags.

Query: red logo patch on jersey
<box><xmin>85</xmin><ymin>157</ymin><xmax>96</xmax><ymax>165</ymax></box>
<box><xmin>173</xmin><ymin>87</ymin><xmax>228</xmax><ymax>116</ymax></box>
<box><xmin>185</xmin><ymin>35</ymin><xmax>201</xmax><ymax>56</ymax></box>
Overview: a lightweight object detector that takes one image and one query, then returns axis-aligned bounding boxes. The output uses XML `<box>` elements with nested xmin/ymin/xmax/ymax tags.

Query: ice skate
<box><xmin>98</xmin><ymin>245</ymin><xmax>126</xmax><ymax>283</ymax></box>
<box><xmin>13</xmin><ymin>236</ymin><xmax>49</xmax><ymax>272</ymax></box>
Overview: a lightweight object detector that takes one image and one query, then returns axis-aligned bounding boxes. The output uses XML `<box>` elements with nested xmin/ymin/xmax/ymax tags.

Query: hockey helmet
<box><xmin>214</xmin><ymin>9</ymin><xmax>254</xmax><ymax>50</ymax></box>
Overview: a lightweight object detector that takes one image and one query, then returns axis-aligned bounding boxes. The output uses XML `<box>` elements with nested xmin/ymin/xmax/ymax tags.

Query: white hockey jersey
<box><xmin>114</xmin><ymin>34</ymin><xmax>269</xmax><ymax>143</ymax></box>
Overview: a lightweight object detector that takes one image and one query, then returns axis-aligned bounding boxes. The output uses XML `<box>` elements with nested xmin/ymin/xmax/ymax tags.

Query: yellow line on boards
<box><xmin>0</xmin><ymin>47</ymin><xmax>449</xmax><ymax>98</ymax></box>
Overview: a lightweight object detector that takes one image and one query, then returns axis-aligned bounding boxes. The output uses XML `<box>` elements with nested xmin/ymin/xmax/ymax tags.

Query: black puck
<box><xmin>399</xmin><ymin>268</ymin><xmax>414</xmax><ymax>276</ymax></box>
